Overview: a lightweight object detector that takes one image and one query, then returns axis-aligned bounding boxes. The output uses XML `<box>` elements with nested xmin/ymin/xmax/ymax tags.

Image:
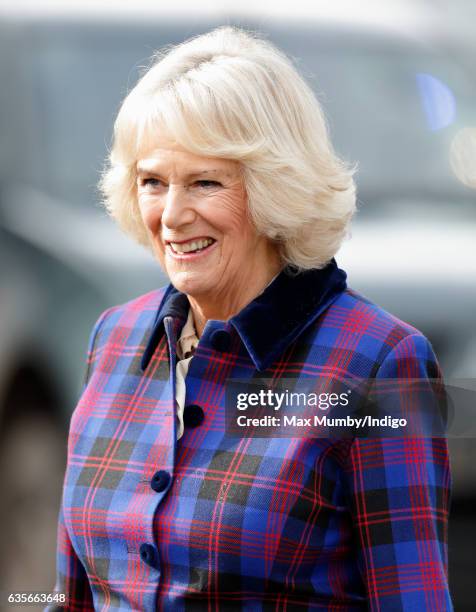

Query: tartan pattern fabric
<box><xmin>49</xmin><ymin>261</ymin><xmax>452</xmax><ymax>611</ymax></box>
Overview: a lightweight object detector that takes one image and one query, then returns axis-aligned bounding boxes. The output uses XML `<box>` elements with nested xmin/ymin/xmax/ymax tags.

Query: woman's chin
<box><xmin>169</xmin><ymin>270</ymin><xmax>212</xmax><ymax>297</ymax></box>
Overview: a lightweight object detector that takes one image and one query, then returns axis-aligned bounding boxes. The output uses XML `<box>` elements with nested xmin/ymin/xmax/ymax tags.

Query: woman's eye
<box><xmin>140</xmin><ymin>177</ymin><xmax>163</xmax><ymax>188</ymax></box>
<box><xmin>195</xmin><ymin>180</ymin><xmax>222</xmax><ymax>188</ymax></box>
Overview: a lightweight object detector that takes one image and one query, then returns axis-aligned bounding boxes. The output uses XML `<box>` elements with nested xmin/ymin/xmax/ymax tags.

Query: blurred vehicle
<box><xmin>0</xmin><ymin>11</ymin><xmax>475</xmax><ymax>600</ymax></box>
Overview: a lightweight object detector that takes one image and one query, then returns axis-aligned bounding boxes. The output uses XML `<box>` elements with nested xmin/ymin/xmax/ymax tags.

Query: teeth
<box><xmin>170</xmin><ymin>238</ymin><xmax>214</xmax><ymax>253</ymax></box>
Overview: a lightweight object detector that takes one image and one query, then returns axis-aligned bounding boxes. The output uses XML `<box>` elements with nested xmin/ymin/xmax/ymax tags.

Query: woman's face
<box><xmin>136</xmin><ymin>139</ymin><xmax>279</xmax><ymax>300</ymax></box>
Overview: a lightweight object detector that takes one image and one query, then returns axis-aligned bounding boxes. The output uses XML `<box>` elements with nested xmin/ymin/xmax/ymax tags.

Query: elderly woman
<box><xmin>50</xmin><ymin>26</ymin><xmax>452</xmax><ymax>610</ymax></box>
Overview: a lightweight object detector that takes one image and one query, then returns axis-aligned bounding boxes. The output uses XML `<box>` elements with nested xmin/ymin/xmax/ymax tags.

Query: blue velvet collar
<box><xmin>141</xmin><ymin>259</ymin><xmax>347</xmax><ymax>372</ymax></box>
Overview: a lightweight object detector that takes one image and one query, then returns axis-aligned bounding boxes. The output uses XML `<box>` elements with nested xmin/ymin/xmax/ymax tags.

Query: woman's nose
<box><xmin>161</xmin><ymin>184</ymin><xmax>196</xmax><ymax>229</ymax></box>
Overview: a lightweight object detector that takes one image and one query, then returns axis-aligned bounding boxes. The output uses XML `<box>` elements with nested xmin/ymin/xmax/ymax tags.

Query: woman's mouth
<box><xmin>166</xmin><ymin>237</ymin><xmax>217</xmax><ymax>259</ymax></box>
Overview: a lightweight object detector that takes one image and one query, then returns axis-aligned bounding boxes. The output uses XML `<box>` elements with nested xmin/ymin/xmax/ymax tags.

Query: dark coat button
<box><xmin>183</xmin><ymin>404</ymin><xmax>205</xmax><ymax>428</ymax></box>
<box><xmin>210</xmin><ymin>329</ymin><xmax>231</xmax><ymax>352</ymax></box>
<box><xmin>140</xmin><ymin>543</ymin><xmax>159</xmax><ymax>568</ymax></box>
<box><xmin>151</xmin><ymin>470</ymin><xmax>171</xmax><ymax>493</ymax></box>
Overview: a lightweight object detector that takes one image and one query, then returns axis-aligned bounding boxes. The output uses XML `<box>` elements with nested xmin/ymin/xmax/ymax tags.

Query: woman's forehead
<box><xmin>136</xmin><ymin>139</ymin><xmax>240</xmax><ymax>175</ymax></box>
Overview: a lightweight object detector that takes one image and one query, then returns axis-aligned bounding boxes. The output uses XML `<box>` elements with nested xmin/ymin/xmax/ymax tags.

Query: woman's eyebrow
<box><xmin>136</xmin><ymin>165</ymin><xmax>223</xmax><ymax>179</ymax></box>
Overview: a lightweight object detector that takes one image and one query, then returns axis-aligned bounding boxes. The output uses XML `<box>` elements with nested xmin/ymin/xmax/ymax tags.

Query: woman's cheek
<box><xmin>138</xmin><ymin>198</ymin><xmax>162</xmax><ymax>233</ymax></box>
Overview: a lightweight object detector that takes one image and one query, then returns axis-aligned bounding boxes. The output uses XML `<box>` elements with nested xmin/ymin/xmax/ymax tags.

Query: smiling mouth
<box><xmin>167</xmin><ymin>237</ymin><xmax>216</xmax><ymax>255</ymax></box>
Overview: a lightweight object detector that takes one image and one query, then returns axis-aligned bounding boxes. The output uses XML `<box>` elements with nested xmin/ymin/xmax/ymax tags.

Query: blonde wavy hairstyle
<box><xmin>99</xmin><ymin>25</ymin><xmax>356</xmax><ymax>270</ymax></box>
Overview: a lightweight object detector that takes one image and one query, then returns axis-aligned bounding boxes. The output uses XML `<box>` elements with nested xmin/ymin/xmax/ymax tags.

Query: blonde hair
<box><xmin>99</xmin><ymin>25</ymin><xmax>356</xmax><ymax>269</ymax></box>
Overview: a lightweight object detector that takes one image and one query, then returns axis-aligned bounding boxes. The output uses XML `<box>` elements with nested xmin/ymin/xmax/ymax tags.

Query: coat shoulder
<box><xmin>90</xmin><ymin>286</ymin><xmax>170</xmax><ymax>349</ymax></box>
<box><xmin>315</xmin><ymin>286</ymin><xmax>434</xmax><ymax>366</ymax></box>
<box><xmin>82</xmin><ymin>286</ymin><xmax>170</xmax><ymax>385</ymax></box>
<box><xmin>102</xmin><ymin>286</ymin><xmax>169</xmax><ymax>326</ymax></box>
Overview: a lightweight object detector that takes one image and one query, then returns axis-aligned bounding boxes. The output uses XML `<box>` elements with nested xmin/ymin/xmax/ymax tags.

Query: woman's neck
<box><xmin>187</xmin><ymin>261</ymin><xmax>284</xmax><ymax>338</ymax></box>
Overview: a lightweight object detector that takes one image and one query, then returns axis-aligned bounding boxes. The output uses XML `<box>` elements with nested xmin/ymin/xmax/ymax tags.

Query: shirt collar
<box><xmin>141</xmin><ymin>258</ymin><xmax>347</xmax><ymax>372</ymax></box>
<box><xmin>176</xmin><ymin>307</ymin><xmax>198</xmax><ymax>360</ymax></box>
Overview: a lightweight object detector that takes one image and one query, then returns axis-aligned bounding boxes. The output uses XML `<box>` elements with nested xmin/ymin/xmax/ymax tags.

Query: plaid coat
<box><xmin>50</xmin><ymin>260</ymin><xmax>452</xmax><ymax>611</ymax></box>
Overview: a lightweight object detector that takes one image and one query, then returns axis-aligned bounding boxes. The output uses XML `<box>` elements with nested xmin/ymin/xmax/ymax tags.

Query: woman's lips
<box><xmin>166</xmin><ymin>239</ymin><xmax>218</xmax><ymax>260</ymax></box>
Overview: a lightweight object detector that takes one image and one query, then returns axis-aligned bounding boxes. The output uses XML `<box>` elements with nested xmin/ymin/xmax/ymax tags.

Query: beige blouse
<box><xmin>175</xmin><ymin>308</ymin><xmax>199</xmax><ymax>440</ymax></box>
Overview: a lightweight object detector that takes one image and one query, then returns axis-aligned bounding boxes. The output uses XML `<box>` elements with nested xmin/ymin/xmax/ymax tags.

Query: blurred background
<box><xmin>0</xmin><ymin>0</ymin><xmax>475</xmax><ymax>609</ymax></box>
